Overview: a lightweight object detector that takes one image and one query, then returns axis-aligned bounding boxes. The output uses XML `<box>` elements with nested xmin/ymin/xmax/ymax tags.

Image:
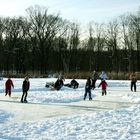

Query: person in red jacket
<box><xmin>5</xmin><ymin>77</ymin><xmax>14</xmax><ymax>97</ymax></box>
<box><xmin>98</xmin><ymin>79</ymin><xmax>108</xmax><ymax>96</ymax></box>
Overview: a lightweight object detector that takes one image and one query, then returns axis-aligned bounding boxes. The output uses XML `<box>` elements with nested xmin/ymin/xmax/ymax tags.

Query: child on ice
<box><xmin>98</xmin><ymin>79</ymin><xmax>108</xmax><ymax>96</ymax></box>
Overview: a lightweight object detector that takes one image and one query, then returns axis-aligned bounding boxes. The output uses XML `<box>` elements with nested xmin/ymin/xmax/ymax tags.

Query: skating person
<box><xmin>99</xmin><ymin>71</ymin><xmax>108</xmax><ymax>80</ymax></box>
<box><xmin>21</xmin><ymin>76</ymin><xmax>30</xmax><ymax>103</ymax></box>
<box><xmin>129</xmin><ymin>72</ymin><xmax>137</xmax><ymax>92</ymax></box>
<box><xmin>98</xmin><ymin>79</ymin><xmax>108</xmax><ymax>96</ymax></box>
<box><xmin>91</xmin><ymin>70</ymin><xmax>98</xmax><ymax>89</ymax></box>
<box><xmin>5</xmin><ymin>77</ymin><xmax>14</xmax><ymax>97</ymax></box>
<box><xmin>84</xmin><ymin>77</ymin><xmax>92</xmax><ymax>100</ymax></box>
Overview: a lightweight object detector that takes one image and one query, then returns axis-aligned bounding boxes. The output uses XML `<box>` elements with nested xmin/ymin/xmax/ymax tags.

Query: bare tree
<box><xmin>129</xmin><ymin>11</ymin><xmax>140</xmax><ymax>71</ymax></box>
<box><xmin>86</xmin><ymin>22</ymin><xmax>105</xmax><ymax>71</ymax></box>
<box><xmin>26</xmin><ymin>5</ymin><xmax>63</xmax><ymax>73</ymax></box>
<box><xmin>1</xmin><ymin>17</ymin><xmax>26</xmax><ymax>73</ymax></box>
<box><xmin>105</xmin><ymin>20</ymin><xmax>120</xmax><ymax>72</ymax></box>
<box><xmin>120</xmin><ymin>15</ymin><xmax>135</xmax><ymax>72</ymax></box>
<box><xmin>60</xmin><ymin>22</ymin><xmax>80</xmax><ymax>72</ymax></box>
<box><xmin>0</xmin><ymin>17</ymin><xmax>5</xmax><ymax>74</ymax></box>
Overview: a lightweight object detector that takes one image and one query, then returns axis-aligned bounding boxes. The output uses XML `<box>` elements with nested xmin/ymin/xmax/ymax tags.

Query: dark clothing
<box><xmin>131</xmin><ymin>82</ymin><xmax>136</xmax><ymax>92</ymax></box>
<box><xmin>5</xmin><ymin>79</ymin><xmax>14</xmax><ymax>97</ymax></box>
<box><xmin>45</xmin><ymin>84</ymin><xmax>50</xmax><ymax>88</ymax></box>
<box><xmin>91</xmin><ymin>71</ymin><xmax>98</xmax><ymax>89</ymax></box>
<box><xmin>54</xmin><ymin>79</ymin><xmax>63</xmax><ymax>90</ymax></box>
<box><xmin>91</xmin><ymin>79</ymin><xmax>96</xmax><ymax>89</ymax></box>
<box><xmin>45</xmin><ymin>79</ymin><xmax>63</xmax><ymax>90</ymax></box>
<box><xmin>21</xmin><ymin>91</ymin><xmax>28</xmax><ymax>103</ymax></box>
<box><xmin>22</xmin><ymin>80</ymin><xmax>30</xmax><ymax>92</ymax></box>
<box><xmin>64</xmin><ymin>79</ymin><xmax>79</xmax><ymax>89</ymax></box>
<box><xmin>84</xmin><ymin>78</ymin><xmax>92</xmax><ymax>100</ymax></box>
<box><xmin>84</xmin><ymin>88</ymin><xmax>92</xmax><ymax>100</ymax></box>
<box><xmin>101</xmin><ymin>89</ymin><xmax>107</xmax><ymax>96</ymax></box>
<box><xmin>70</xmin><ymin>79</ymin><xmax>79</xmax><ymax>89</ymax></box>
<box><xmin>130</xmin><ymin>73</ymin><xmax>137</xmax><ymax>92</ymax></box>
<box><xmin>21</xmin><ymin>79</ymin><xmax>30</xmax><ymax>102</ymax></box>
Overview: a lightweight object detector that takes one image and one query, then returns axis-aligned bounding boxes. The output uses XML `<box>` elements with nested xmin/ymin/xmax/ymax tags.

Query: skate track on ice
<box><xmin>0</xmin><ymin>88</ymin><xmax>136</xmax><ymax>124</ymax></box>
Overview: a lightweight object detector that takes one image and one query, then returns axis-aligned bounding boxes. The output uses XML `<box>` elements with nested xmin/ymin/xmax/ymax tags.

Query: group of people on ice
<box><xmin>5</xmin><ymin>76</ymin><xmax>30</xmax><ymax>103</ymax></box>
<box><xmin>45</xmin><ymin>72</ymin><xmax>79</xmax><ymax>90</ymax></box>
<box><xmin>84</xmin><ymin>71</ymin><xmax>108</xmax><ymax>100</ymax></box>
<box><xmin>83</xmin><ymin>70</ymin><xmax>138</xmax><ymax>100</ymax></box>
<box><xmin>4</xmin><ymin>70</ymin><xmax>137</xmax><ymax>103</ymax></box>
<box><xmin>45</xmin><ymin>71</ymin><xmax>108</xmax><ymax>100</ymax></box>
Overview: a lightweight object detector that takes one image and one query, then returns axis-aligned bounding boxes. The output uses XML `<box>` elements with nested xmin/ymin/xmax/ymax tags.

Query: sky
<box><xmin>0</xmin><ymin>0</ymin><xmax>139</xmax><ymax>24</ymax></box>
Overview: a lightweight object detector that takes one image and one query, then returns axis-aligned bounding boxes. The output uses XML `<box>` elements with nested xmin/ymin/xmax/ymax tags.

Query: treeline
<box><xmin>0</xmin><ymin>5</ymin><xmax>140</xmax><ymax>75</ymax></box>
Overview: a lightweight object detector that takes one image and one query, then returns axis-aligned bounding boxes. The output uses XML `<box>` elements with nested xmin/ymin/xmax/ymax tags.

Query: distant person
<box><xmin>84</xmin><ymin>77</ymin><xmax>92</xmax><ymax>100</ymax></box>
<box><xmin>70</xmin><ymin>79</ymin><xmax>79</xmax><ymax>89</ymax></box>
<box><xmin>98</xmin><ymin>79</ymin><xmax>108</xmax><ymax>96</ymax></box>
<box><xmin>45</xmin><ymin>77</ymin><xmax>64</xmax><ymax>91</ymax></box>
<box><xmin>64</xmin><ymin>79</ymin><xmax>79</xmax><ymax>89</ymax></box>
<box><xmin>129</xmin><ymin>72</ymin><xmax>137</xmax><ymax>92</ymax></box>
<box><xmin>99</xmin><ymin>71</ymin><xmax>108</xmax><ymax>80</ymax></box>
<box><xmin>21</xmin><ymin>76</ymin><xmax>30</xmax><ymax>103</ymax></box>
<box><xmin>53</xmin><ymin>78</ymin><xmax>64</xmax><ymax>90</ymax></box>
<box><xmin>5</xmin><ymin>77</ymin><xmax>14</xmax><ymax>97</ymax></box>
<box><xmin>91</xmin><ymin>70</ymin><xmax>98</xmax><ymax>89</ymax></box>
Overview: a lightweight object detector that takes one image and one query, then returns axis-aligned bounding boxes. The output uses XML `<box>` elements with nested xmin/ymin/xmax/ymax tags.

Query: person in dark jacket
<box><xmin>53</xmin><ymin>78</ymin><xmax>64</xmax><ymax>90</ymax></box>
<box><xmin>84</xmin><ymin>77</ymin><xmax>92</xmax><ymax>100</ymax></box>
<box><xmin>21</xmin><ymin>76</ymin><xmax>30</xmax><ymax>103</ymax></box>
<box><xmin>91</xmin><ymin>70</ymin><xmax>98</xmax><ymax>89</ymax></box>
<box><xmin>70</xmin><ymin>79</ymin><xmax>79</xmax><ymax>89</ymax></box>
<box><xmin>64</xmin><ymin>79</ymin><xmax>79</xmax><ymax>89</ymax></box>
<box><xmin>98</xmin><ymin>79</ymin><xmax>108</xmax><ymax>96</ymax></box>
<box><xmin>5</xmin><ymin>77</ymin><xmax>14</xmax><ymax>97</ymax></box>
<box><xmin>129</xmin><ymin>72</ymin><xmax>137</xmax><ymax>92</ymax></box>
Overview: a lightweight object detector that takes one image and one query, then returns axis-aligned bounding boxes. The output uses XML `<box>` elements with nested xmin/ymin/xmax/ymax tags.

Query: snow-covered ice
<box><xmin>0</xmin><ymin>78</ymin><xmax>140</xmax><ymax>140</ymax></box>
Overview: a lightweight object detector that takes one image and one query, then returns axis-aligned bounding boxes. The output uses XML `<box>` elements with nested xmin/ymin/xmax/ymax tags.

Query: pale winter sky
<box><xmin>0</xmin><ymin>0</ymin><xmax>139</xmax><ymax>24</ymax></box>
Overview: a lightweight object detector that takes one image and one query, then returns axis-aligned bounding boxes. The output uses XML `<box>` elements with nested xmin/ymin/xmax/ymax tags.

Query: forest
<box><xmin>0</xmin><ymin>6</ymin><xmax>140</xmax><ymax>77</ymax></box>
